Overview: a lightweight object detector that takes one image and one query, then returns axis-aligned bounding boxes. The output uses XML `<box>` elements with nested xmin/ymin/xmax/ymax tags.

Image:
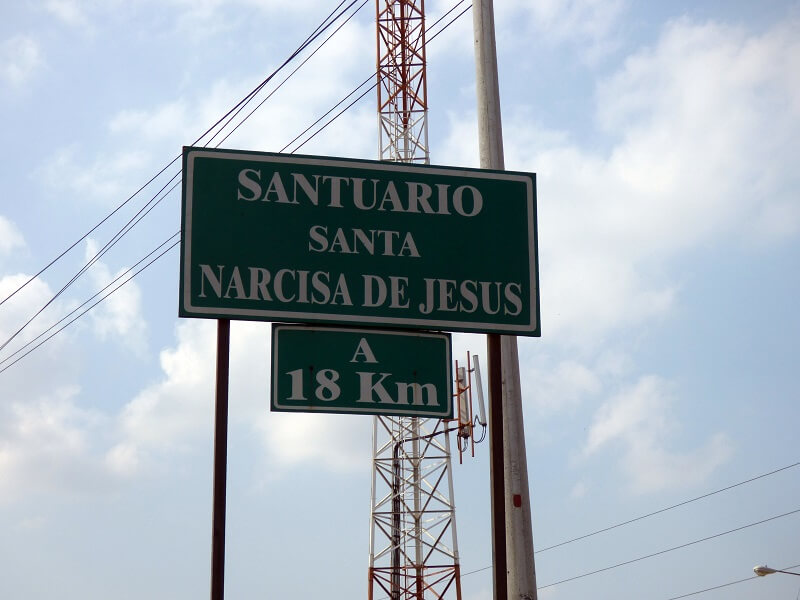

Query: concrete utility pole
<box><xmin>472</xmin><ymin>1</ymin><xmax>539</xmax><ymax>599</ymax></box>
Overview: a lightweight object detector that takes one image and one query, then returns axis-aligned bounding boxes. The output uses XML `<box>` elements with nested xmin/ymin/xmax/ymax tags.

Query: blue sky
<box><xmin>1</xmin><ymin>1</ymin><xmax>799</xmax><ymax>599</ymax></box>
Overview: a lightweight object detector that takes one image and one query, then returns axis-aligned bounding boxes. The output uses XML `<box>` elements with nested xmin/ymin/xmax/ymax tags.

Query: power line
<box><xmin>0</xmin><ymin>172</ymin><xmax>181</xmax><ymax>355</ymax></box>
<box><xmin>15</xmin><ymin>0</ymin><xmax>786</xmax><ymax>591</ymax></box>
<box><xmin>0</xmin><ymin>1</ymin><xmax>365</xmax><ymax>354</ymax></box>
<box><xmin>302</xmin><ymin>2</ymin><xmax>473</xmax><ymax>157</ymax></box>
<box><xmin>537</xmin><ymin>508</ymin><xmax>800</xmax><ymax>590</ymax></box>
<box><xmin>0</xmin><ymin>0</ymin><xmax>473</xmax><ymax>374</ymax></box>
<box><xmin>191</xmin><ymin>0</ymin><xmax>361</xmax><ymax>152</ymax></box>
<box><xmin>3</xmin><ymin>0</ymin><xmax>455</xmax><ymax>324</ymax></box>
<box><xmin>280</xmin><ymin>74</ymin><xmax>374</xmax><ymax>153</ymax></box>
<box><xmin>0</xmin><ymin>231</ymin><xmax>180</xmax><ymax>372</ymax></box>
<box><xmin>283</xmin><ymin>0</ymin><xmax>472</xmax><ymax>154</ymax></box>
<box><xmin>203</xmin><ymin>0</ymin><xmax>365</xmax><ymax>149</ymax></box>
<box><xmin>452</xmin><ymin>462</ymin><xmax>799</xmax><ymax>589</ymax></box>
<box><xmin>290</xmin><ymin>81</ymin><xmax>378</xmax><ymax>154</ymax></box>
<box><xmin>372</xmin><ymin>466</ymin><xmax>798</xmax><ymax>597</ymax></box>
<box><xmin>0</xmin><ymin>237</ymin><xmax>181</xmax><ymax>375</ymax></box>
<box><xmin>536</xmin><ymin>461</ymin><xmax>800</xmax><ymax>553</ymax></box>
<box><xmin>427</xmin><ymin>1</ymin><xmax>471</xmax><ymax>44</ymax></box>
<box><xmin>664</xmin><ymin>563</ymin><xmax>800</xmax><ymax>600</ymax></box>
<box><xmin>218</xmin><ymin>0</ymin><xmax>370</xmax><ymax>150</ymax></box>
<box><xmin>378</xmin><ymin>516</ymin><xmax>800</xmax><ymax>600</ymax></box>
<box><xmin>0</xmin><ymin>156</ymin><xmax>179</xmax><ymax>311</ymax></box>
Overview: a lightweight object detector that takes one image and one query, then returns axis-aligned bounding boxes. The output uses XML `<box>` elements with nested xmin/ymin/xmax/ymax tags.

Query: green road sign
<box><xmin>271</xmin><ymin>325</ymin><xmax>453</xmax><ymax>418</ymax></box>
<box><xmin>180</xmin><ymin>147</ymin><xmax>539</xmax><ymax>335</ymax></box>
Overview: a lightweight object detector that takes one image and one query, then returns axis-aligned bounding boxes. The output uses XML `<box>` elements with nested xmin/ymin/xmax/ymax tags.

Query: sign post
<box><xmin>179</xmin><ymin>146</ymin><xmax>540</xmax><ymax>600</ymax></box>
<box><xmin>211</xmin><ymin>319</ymin><xmax>230</xmax><ymax>600</ymax></box>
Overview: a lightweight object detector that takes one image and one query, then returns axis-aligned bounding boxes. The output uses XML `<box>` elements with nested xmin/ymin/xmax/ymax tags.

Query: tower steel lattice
<box><xmin>369</xmin><ymin>2</ymin><xmax>462</xmax><ymax>599</ymax></box>
<box><xmin>376</xmin><ymin>0</ymin><xmax>430</xmax><ymax>163</ymax></box>
<box><xmin>368</xmin><ymin>418</ymin><xmax>463</xmax><ymax>600</ymax></box>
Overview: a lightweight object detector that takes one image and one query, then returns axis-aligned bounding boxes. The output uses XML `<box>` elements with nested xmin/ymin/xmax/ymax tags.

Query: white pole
<box><xmin>472</xmin><ymin>0</ymin><xmax>504</xmax><ymax>170</ymax></box>
<box><xmin>502</xmin><ymin>337</ymin><xmax>538</xmax><ymax>599</ymax></box>
<box><xmin>472</xmin><ymin>1</ymin><xmax>538</xmax><ymax>598</ymax></box>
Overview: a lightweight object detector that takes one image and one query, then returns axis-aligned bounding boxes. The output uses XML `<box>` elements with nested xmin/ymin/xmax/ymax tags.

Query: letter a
<box><xmin>350</xmin><ymin>338</ymin><xmax>378</xmax><ymax>363</ymax></box>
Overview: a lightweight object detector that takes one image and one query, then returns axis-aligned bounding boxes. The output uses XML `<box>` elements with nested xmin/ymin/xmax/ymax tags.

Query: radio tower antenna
<box><xmin>376</xmin><ymin>0</ymin><xmax>430</xmax><ymax>163</ymax></box>
<box><xmin>368</xmin><ymin>2</ymin><xmax>463</xmax><ymax>600</ymax></box>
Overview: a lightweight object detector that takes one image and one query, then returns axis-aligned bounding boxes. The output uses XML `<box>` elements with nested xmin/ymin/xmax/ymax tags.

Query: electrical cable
<box><xmin>664</xmin><ymin>563</ymin><xmax>800</xmax><ymax>600</ymax></box>
<box><xmin>537</xmin><ymin>508</ymin><xmax>800</xmax><ymax>590</ymax></box>
<box><xmin>0</xmin><ymin>0</ymin><xmax>472</xmax><ymax>372</ymax></box>
<box><xmin>536</xmin><ymin>461</ymin><xmax>800</xmax><ymax>553</ymax></box>
<box><xmin>0</xmin><ymin>7</ymin><xmax>367</xmax><ymax>373</ymax></box>
<box><xmin>217</xmin><ymin>0</ymin><xmax>370</xmax><ymax>150</ymax></box>
<box><xmin>20</xmin><ymin>14</ymin><xmax>794</xmax><ymax>600</ymax></box>
<box><xmin>0</xmin><ymin>156</ymin><xmax>179</xmax><ymax>310</ymax></box>
<box><xmin>0</xmin><ymin>237</ymin><xmax>181</xmax><ymax>376</ymax></box>
<box><xmin>285</xmin><ymin>0</ymin><xmax>471</xmax><ymax>153</ymax></box>
<box><xmin>290</xmin><ymin>83</ymin><xmax>378</xmax><ymax>153</ymax></box>
<box><xmin>0</xmin><ymin>231</ymin><xmax>180</xmax><ymax>371</ymax></box>
<box><xmin>446</xmin><ymin>461</ymin><xmax>800</xmax><ymax>591</ymax></box>
<box><xmin>0</xmin><ymin>172</ymin><xmax>181</xmax><ymax>355</ymax></box>
<box><xmin>0</xmin><ymin>0</ymin><xmax>358</xmax><ymax>308</ymax></box>
<box><xmin>279</xmin><ymin>75</ymin><xmax>374</xmax><ymax>153</ymax></box>
<box><xmin>427</xmin><ymin>1</ymin><xmax>472</xmax><ymax>44</ymax></box>
<box><xmin>192</xmin><ymin>0</ymin><xmax>359</xmax><ymax>151</ymax></box>
<box><xmin>456</xmin><ymin>562</ymin><xmax>800</xmax><ymax>600</ymax></box>
<box><xmin>0</xmin><ymin>0</ymin><xmax>365</xmax><ymax>354</ymax></box>
<box><xmin>204</xmin><ymin>0</ymin><xmax>363</xmax><ymax>149</ymax></box>
<box><xmin>472</xmin><ymin>415</ymin><xmax>487</xmax><ymax>443</ymax></box>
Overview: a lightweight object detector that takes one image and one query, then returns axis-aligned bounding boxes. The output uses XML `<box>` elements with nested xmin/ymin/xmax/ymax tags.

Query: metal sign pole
<box><xmin>211</xmin><ymin>319</ymin><xmax>230</xmax><ymax>600</ymax></box>
<box><xmin>487</xmin><ymin>333</ymin><xmax>508</xmax><ymax>600</ymax></box>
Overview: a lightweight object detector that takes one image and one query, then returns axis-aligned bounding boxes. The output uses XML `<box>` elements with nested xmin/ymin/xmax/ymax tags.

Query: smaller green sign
<box><xmin>271</xmin><ymin>325</ymin><xmax>453</xmax><ymax>418</ymax></box>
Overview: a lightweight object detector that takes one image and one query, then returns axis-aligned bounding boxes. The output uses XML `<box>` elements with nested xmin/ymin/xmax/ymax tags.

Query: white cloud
<box><xmin>569</xmin><ymin>480</ymin><xmax>588</xmax><ymax>499</ymax></box>
<box><xmin>109</xmin><ymin>318</ymin><xmax>375</xmax><ymax>477</ymax></box>
<box><xmin>0</xmin><ymin>35</ymin><xmax>42</xmax><ymax>88</ymax></box>
<box><xmin>499</xmin><ymin>0</ymin><xmax>626</xmax><ymax>57</ymax></box>
<box><xmin>0</xmin><ymin>272</ymin><xmax>111</xmax><ymax>502</ymax></box>
<box><xmin>440</xmin><ymin>17</ymin><xmax>800</xmax><ymax>348</ymax></box>
<box><xmin>0</xmin><ymin>216</ymin><xmax>25</xmax><ymax>260</ymax></box>
<box><xmin>426</xmin><ymin>0</ymin><xmax>626</xmax><ymax>63</ymax></box>
<box><xmin>0</xmin><ymin>387</ymin><xmax>111</xmax><ymax>501</ymax></box>
<box><xmin>522</xmin><ymin>358</ymin><xmax>602</xmax><ymax>414</ymax></box>
<box><xmin>584</xmin><ymin>376</ymin><xmax>669</xmax><ymax>454</ymax></box>
<box><xmin>0</xmin><ymin>273</ymin><xmax>75</xmax><ymax>370</ymax></box>
<box><xmin>104</xmin><ymin>17</ymin><xmax>375</xmax><ymax>157</ymax></box>
<box><xmin>44</xmin><ymin>0</ymin><xmax>90</xmax><ymax>28</ymax></box>
<box><xmin>83</xmin><ymin>239</ymin><xmax>147</xmax><ymax>354</ymax></box>
<box><xmin>16</xmin><ymin>515</ymin><xmax>47</xmax><ymax>530</ymax></box>
<box><xmin>106</xmin><ymin>319</ymin><xmax>218</xmax><ymax>474</ymax></box>
<box><xmin>109</xmin><ymin>100</ymin><xmax>193</xmax><ymax>142</ymax></box>
<box><xmin>257</xmin><ymin>411</ymin><xmax>371</xmax><ymax>473</ymax></box>
<box><xmin>40</xmin><ymin>144</ymin><xmax>151</xmax><ymax>205</ymax></box>
<box><xmin>596</xmin><ymin>17</ymin><xmax>800</xmax><ymax>244</ymax></box>
<box><xmin>37</xmin><ymin>6</ymin><xmax>375</xmax><ymax>216</ymax></box>
<box><xmin>45</xmin><ymin>0</ymin><xmax>324</xmax><ymax>38</ymax></box>
<box><xmin>582</xmin><ymin>375</ymin><xmax>732</xmax><ymax>493</ymax></box>
<box><xmin>165</xmin><ymin>0</ymin><xmax>350</xmax><ymax>28</ymax></box>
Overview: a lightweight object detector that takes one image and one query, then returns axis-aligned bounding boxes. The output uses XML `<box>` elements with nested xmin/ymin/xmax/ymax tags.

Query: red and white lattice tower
<box><xmin>376</xmin><ymin>0</ymin><xmax>430</xmax><ymax>163</ymax></box>
<box><xmin>368</xmin><ymin>3</ymin><xmax>463</xmax><ymax>600</ymax></box>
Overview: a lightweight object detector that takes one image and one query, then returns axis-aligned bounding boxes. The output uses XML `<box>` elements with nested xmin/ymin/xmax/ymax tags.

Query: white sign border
<box><xmin>182</xmin><ymin>148</ymin><xmax>539</xmax><ymax>335</ymax></box>
<box><xmin>271</xmin><ymin>324</ymin><xmax>453</xmax><ymax>418</ymax></box>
